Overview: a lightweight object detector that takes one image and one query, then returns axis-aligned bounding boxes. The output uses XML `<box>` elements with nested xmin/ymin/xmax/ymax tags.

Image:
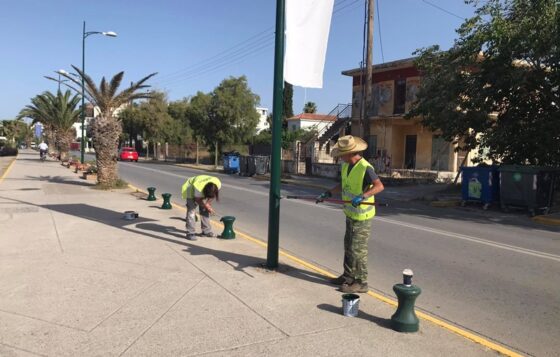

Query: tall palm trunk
<box><xmin>44</xmin><ymin>126</ymin><xmax>57</xmax><ymax>155</ymax></box>
<box><xmin>56</xmin><ymin>129</ymin><xmax>73</xmax><ymax>162</ymax></box>
<box><xmin>91</xmin><ymin>115</ymin><xmax>121</xmax><ymax>186</ymax></box>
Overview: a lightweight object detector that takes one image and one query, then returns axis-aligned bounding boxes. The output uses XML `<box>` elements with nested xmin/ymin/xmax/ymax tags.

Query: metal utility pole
<box><xmin>266</xmin><ymin>0</ymin><xmax>285</xmax><ymax>269</ymax></box>
<box><xmin>361</xmin><ymin>0</ymin><xmax>374</xmax><ymax>146</ymax></box>
<box><xmin>129</xmin><ymin>81</ymin><xmax>134</xmax><ymax>147</ymax></box>
<box><xmin>81</xmin><ymin>21</ymin><xmax>87</xmax><ymax>164</ymax></box>
<box><xmin>79</xmin><ymin>22</ymin><xmax>117</xmax><ymax>164</ymax></box>
<box><xmin>214</xmin><ymin>141</ymin><xmax>218</xmax><ymax>169</ymax></box>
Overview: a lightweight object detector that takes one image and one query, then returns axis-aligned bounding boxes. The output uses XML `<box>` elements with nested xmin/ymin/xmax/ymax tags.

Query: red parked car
<box><xmin>118</xmin><ymin>147</ymin><xmax>138</xmax><ymax>162</ymax></box>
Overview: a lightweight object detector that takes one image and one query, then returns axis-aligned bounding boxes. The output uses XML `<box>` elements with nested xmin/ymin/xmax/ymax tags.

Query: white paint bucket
<box><xmin>342</xmin><ymin>293</ymin><xmax>360</xmax><ymax>317</ymax></box>
<box><xmin>123</xmin><ymin>211</ymin><xmax>139</xmax><ymax>220</ymax></box>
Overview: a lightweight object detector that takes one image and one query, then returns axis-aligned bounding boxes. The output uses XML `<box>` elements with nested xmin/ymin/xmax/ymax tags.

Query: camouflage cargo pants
<box><xmin>343</xmin><ymin>217</ymin><xmax>372</xmax><ymax>282</ymax></box>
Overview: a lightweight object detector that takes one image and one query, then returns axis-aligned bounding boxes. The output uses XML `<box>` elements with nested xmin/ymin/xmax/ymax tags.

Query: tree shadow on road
<box><xmin>375</xmin><ymin>202</ymin><xmax>560</xmax><ymax>233</ymax></box>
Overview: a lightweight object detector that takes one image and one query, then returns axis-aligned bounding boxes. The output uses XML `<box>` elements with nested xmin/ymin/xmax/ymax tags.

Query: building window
<box><xmin>291</xmin><ymin>124</ymin><xmax>297</xmax><ymax>131</ymax></box>
<box><xmin>394</xmin><ymin>79</ymin><xmax>406</xmax><ymax>114</ymax></box>
<box><xmin>431</xmin><ymin>135</ymin><xmax>450</xmax><ymax>171</ymax></box>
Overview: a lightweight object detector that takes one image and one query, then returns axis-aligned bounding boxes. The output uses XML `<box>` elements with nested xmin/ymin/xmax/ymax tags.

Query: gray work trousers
<box><xmin>186</xmin><ymin>199</ymin><xmax>213</xmax><ymax>236</ymax></box>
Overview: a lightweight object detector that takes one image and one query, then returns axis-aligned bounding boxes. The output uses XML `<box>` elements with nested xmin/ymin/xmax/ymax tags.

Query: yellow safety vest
<box><xmin>181</xmin><ymin>175</ymin><xmax>222</xmax><ymax>200</ymax></box>
<box><xmin>341</xmin><ymin>158</ymin><xmax>376</xmax><ymax>220</ymax></box>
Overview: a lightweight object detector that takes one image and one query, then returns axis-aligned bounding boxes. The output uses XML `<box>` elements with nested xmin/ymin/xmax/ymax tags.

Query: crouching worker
<box><xmin>181</xmin><ymin>175</ymin><xmax>221</xmax><ymax>241</ymax></box>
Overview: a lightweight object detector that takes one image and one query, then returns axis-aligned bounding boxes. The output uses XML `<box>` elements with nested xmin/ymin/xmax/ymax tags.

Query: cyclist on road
<box><xmin>38</xmin><ymin>142</ymin><xmax>48</xmax><ymax>160</ymax></box>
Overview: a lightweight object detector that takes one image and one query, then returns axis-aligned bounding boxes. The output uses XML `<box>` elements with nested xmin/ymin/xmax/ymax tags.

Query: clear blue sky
<box><xmin>0</xmin><ymin>0</ymin><xmax>476</xmax><ymax>119</ymax></box>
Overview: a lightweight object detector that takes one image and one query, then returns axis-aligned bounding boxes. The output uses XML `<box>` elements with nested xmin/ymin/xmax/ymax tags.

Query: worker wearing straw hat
<box><xmin>316</xmin><ymin>135</ymin><xmax>384</xmax><ymax>293</ymax></box>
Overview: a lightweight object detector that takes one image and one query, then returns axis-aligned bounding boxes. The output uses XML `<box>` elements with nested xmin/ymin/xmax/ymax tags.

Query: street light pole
<box><xmin>79</xmin><ymin>21</ymin><xmax>117</xmax><ymax>164</ymax></box>
<box><xmin>266</xmin><ymin>0</ymin><xmax>285</xmax><ymax>269</ymax></box>
<box><xmin>81</xmin><ymin>21</ymin><xmax>86</xmax><ymax>164</ymax></box>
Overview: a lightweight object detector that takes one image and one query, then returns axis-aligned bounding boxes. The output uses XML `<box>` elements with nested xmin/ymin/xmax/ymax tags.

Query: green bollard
<box><xmin>147</xmin><ymin>187</ymin><xmax>157</xmax><ymax>201</ymax></box>
<box><xmin>161</xmin><ymin>193</ymin><xmax>172</xmax><ymax>209</ymax></box>
<box><xmin>219</xmin><ymin>216</ymin><xmax>236</xmax><ymax>239</ymax></box>
<box><xmin>391</xmin><ymin>269</ymin><xmax>421</xmax><ymax>333</ymax></box>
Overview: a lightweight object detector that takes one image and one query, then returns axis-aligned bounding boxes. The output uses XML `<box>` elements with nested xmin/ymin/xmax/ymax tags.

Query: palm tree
<box><xmin>18</xmin><ymin>91</ymin><xmax>80</xmax><ymax>161</ymax></box>
<box><xmin>58</xmin><ymin>66</ymin><xmax>156</xmax><ymax>187</ymax></box>
<box><xmin>303</xmin><ymin>101</ymin><xmax>317</xmax><ymax>114</ymax></box>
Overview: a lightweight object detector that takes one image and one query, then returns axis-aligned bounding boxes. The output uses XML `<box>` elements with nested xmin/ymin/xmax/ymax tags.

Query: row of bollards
<box><xmin>141</xmin><ymin>187</ymin><xmax>419</xmax><ymax>332</ymax></box>
<box><xmin>141</xmin><ymin>186</ymin><xmax>237</xmax><ymax>239</ymax></box>
<box><xmin>342</xmin><ymin>269</ymin><xmax>422</xmax><ymax>333</ymax></box>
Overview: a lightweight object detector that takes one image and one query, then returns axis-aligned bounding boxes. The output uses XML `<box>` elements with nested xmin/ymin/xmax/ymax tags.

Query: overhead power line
<box><xmin>420</xmin><ymin>0</ymin><xmax>465</xmax><ymax>20</ymax></box>
<box><xmin>376</xmin><ymin>0</ymin><xmax>385</xmax><ymax>63</ymax></box>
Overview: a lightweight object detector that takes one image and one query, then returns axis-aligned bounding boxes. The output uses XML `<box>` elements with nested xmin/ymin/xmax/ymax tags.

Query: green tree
<box><xmin>18</xmin><ymin>91</ymin><xmax>80</xmax><ymax>160</ymax></box>
<box><xmin>167</xmin><ymin>98</ymin><xmax>192</xmax><ymax>144</ymax></box>
<box><xmin>283</xmin><ymin>81</ymin><xmax>294</xmax><ymax>127</ymax></box>
<box><xmin>118</xmin><ymin>104</ymin><xmax>142</xmax><ymax>147</ymax></box>
<box><xmin>407</xmin><ymin>0</ymin><xmax>560</xmax><ymax>166</ymax></box>
<box><xmin>186</xmin><ymin>91</ymin><xmax>212</xmax><ymax>144</ymax></box>
<box><xmin>303</xmin><ymin>101</ymin><xmax>317</xmax><ymax>113</ymax></box>
<box><xmin>59</xmin><ymin>66</ymin><xmax>156</xmax><ymax>187</ymax></box>
<box><xmin>137</xmin><ymin>92</ymin><xmax>174</xmax><ymax>146</ymax></box>
<box><xmin>1</xmin><ymin>119</ymin><xmax>33</xmax><ymax>148</ymax></box>
<box><xmin>188</xmin><ymin>77</ymin><xmax>260</xmax><ymax>152</ymax></box>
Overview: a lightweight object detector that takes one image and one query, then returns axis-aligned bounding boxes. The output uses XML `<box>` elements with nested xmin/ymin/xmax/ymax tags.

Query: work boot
<box><xmin>186</xmin><ymin>233</ymin><xmax>198</xmax><ymax>241</ymax></box>
<box><xmin>330</xmin><ymin>275</ymin><xmax>353</xmax><ymax>286</ymax></box>
<box><xmin>341</xmin><ymin>281</ymin><xmax>369</xmax><ymax>293</ymax></box>
<box><xmin>200</xmin><ymin>232</ymin><xmax>215</xmax><ymax>238</ymax></box>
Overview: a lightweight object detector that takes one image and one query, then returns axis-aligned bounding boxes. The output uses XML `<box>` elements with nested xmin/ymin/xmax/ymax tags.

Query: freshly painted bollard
<box><xmin>147</xmin><ymin>187</ymin><xmax>157</xmax><ymax>201</ymax></box>
<box><xmin>391</xmin><ymin>269</ymin><xmax>421</xmax><ymax>333</ymax></box>
<box><xmin>161</xmin><ymin>193</ymin><xmax>172</xmax><ymax>209</ymax></box>
<box><xmin>219</xmin><ymin>216</ymin><xmax>236</xmax><ymax>239</ymax></box>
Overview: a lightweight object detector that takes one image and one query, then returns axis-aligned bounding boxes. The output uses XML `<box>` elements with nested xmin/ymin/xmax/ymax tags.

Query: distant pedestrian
<box><xmin>181</xmin><ymin>175</ymin><xmax>221</xmax><ymax>241</ymax></box>
<box><xmin>316</xmin><ymin>135</ymin><xmax>384</xmax><ymax>293</ymax></box>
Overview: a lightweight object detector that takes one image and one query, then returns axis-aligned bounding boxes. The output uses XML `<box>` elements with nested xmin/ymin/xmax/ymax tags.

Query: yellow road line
<box><xmin>126</xmin><ymin>183</ymin><xmax>523</xmax><ymax>357</ymax></box>
<box><xmin>0</xmin><ymin>157</ymin><xmax>17</xmax><ymax>185</ymax></box>
<box><xmin>532</xmin><ymin>215</ymin><xmax>560</xmax><ymax>226</ymax></box>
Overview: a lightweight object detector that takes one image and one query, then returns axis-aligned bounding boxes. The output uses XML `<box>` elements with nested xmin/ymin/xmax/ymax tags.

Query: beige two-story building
<box><xmin>341</xmin><ymin>57</ymin><xmax>473</xmax><ymax>174</ymax></box>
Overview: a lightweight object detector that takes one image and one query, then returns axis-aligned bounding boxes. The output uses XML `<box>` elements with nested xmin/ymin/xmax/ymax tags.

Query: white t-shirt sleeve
<box><xmin>193</xmin><ymin>190</ymin><xmax>204</xmax><ymax>199</ymax></box>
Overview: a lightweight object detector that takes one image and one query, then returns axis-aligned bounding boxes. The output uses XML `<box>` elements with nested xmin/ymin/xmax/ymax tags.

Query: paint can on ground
<box><xmin>123</xmin><ymin>211</ymin><xmax>139</xmax><ymax>220</ymax></box>
<box><xmin>341</xmin><ymin>293</ymin><xmax>360</xmax><ymax>317</ymax></box>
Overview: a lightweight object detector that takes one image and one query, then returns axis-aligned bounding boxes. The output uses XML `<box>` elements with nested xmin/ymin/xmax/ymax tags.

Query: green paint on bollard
<box><xmin>147</xmin><ymin>187</ymin><xmax>157</xmax><ymax>201</ymax></box>
<box><xmin>391</xmin><ymin>283</ymin><xmax>422</xmax><ymax>333</ymax></box>
<box><xmin>219</xmin><ymin>216</ymin><xmax>236</xmax><ymax>239</ymax></box>
<box><xmin>161</xmin><ymin>193</ymin><xmax>172</xmax><ymax>209</ymax></box>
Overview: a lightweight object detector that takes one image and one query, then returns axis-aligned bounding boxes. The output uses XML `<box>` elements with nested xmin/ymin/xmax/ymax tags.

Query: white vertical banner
<box><xmin>284</xmin><ymin>0</ymin><xmax>335</xmax><ymax>88</ymax></box>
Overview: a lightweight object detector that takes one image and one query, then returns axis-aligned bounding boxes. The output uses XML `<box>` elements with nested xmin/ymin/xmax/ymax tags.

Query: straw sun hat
<box><xmin>330</xmin><ymin>135</ymin><xmax>368</xmax><ymax>158</ymax></box>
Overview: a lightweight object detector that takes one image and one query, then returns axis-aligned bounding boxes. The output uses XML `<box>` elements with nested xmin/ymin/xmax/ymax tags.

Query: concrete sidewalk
<box><xmin>0</xmin><ymin>151</ymin><xmax>495</xmax><ymax>356</ymax></box>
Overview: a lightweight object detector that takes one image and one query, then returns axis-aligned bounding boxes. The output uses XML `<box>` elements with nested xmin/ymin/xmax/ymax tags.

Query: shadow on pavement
<box><xmin>316</xmin><ymin>303</ymin><xmax>393</xmax><ymax>329</ymax></box>
<box><xmin>136</xmin><ymin>221</ymin><xmax>332</xmax><ymax>287</ymax></box>
<box><xmin>1</xmin><ymin>194</ymin><xmax>333</xmax><ymax>288</ymax></box>
<box><xmin>24</xmin><ymin>175</ymin><xmax>95</xmax><ymax>187</ymax></box>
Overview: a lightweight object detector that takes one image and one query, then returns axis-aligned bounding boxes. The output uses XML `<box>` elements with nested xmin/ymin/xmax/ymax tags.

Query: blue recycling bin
<box><xmin>223</xmin><ymin>153</ymin><xmax>240</xmax><ymax>174</ymax></box>
<box><xmin>461</xmin><ymin>165</ymin><xmax>500</xmax><ymax>209</ymax></box>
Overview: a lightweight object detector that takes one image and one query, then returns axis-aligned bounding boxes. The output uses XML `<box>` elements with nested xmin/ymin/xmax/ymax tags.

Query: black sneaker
<box><xmin>341</xmin><ymin>281</ymin><xmax>369</xmax><ymax>293</ymax></box>
<box><xmin>330</xmin><ymin>275</ymin><xmax>353</xmax><ymax>285</ymax></box>
<box><xmin>186</xmin><ymin>234</ymin><xmax>198</xmax><ymax>241</ymax></box>
<box><xmin>201</xmin><ymin>232</ymin><xmax>215</xmax><ymax>238</ymax></box>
